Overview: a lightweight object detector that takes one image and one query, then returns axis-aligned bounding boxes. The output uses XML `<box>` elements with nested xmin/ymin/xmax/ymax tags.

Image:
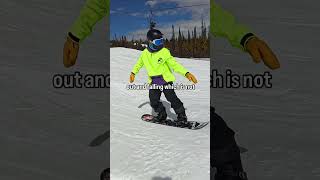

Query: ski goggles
<box><xmin>151</xmin><ymin>38</ymin><xmax>164</xmax><ymax>46</ymax></box>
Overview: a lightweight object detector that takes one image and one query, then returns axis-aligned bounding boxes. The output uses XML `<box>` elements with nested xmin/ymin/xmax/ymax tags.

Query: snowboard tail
<box><xmin>141</xmin><ymin>114</ymin><xmax>209</xmax><ymax>130</ymax></box>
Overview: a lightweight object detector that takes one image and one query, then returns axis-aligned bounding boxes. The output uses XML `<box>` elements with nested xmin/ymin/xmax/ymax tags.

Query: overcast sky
<box><xmin>110</xmin><ymin>0</ymin><xmax>210</xmax><ymax>40</ymax></box>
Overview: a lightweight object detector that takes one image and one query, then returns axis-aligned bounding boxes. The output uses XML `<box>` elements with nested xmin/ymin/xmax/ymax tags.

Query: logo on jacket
<box><xmin>157</xmin><ymin>58</ymin><xmax>163</xmax><ymax>64</ymax></box>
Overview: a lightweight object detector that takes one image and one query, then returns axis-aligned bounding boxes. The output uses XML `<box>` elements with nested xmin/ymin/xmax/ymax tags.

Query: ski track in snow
<box><xmin>110</xmin><ymin>48</ymin><xmax>210</xmax><ymax>180</ymax></box>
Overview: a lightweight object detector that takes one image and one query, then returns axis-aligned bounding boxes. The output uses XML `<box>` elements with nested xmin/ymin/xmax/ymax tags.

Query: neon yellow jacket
<box><xmin>211</xmin><ymin>0</ymin><xmax>251</xmax><ymax>50</ymax></box>
<box><xmin>132</xmin><ymin>48</ymin><xmax>189</xmax><ymax>83</ymax></box>
<box><xmin>69</xmin><ymin>0</ymin><xmax>109</xmax><ymax>43</ymax></box>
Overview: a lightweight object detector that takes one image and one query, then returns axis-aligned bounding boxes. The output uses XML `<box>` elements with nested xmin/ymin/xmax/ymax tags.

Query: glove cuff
<box><xmin>68</xmin><ymin>32</ymin><xmax>80</xmax><ymax>43</ymax></box>
<box><xmin>240</xmin><ymin>33</ymin><xmax>255</xmax><ymax>51</ymax></box>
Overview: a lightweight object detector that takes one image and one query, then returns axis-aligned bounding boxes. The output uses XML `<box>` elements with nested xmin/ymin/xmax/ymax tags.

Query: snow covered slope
<box><xmin>110</xmin><ymin>48</ymin><xmax>210</xmax><ymax>180</ymax></box>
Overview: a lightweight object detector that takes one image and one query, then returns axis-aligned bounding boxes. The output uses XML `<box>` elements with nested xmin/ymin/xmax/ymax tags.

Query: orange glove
<box><xmin>63</xmin><ymin>33</ymin><xmax>80</xmax><ymax>68</ymax></box>
<box><xmin>245</xmin><ymin>36</ymin><xmax>280</xmax><ymax>70</ymax></box>
<box><xmin>129</xmin><ymin>72</ymin><xmax>135</xmax><ymax>83</ymax></box>
<box><xmin>186</xmin><ymin>72</ymin><xmax>198</xmax><ymax>84</ymax></box>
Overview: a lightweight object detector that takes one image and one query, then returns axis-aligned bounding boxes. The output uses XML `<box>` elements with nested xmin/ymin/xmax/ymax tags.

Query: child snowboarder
<box><xmin>129</xmin><ymin>28</ymin><xmax>198</xmax><ymax>123</ymax></box>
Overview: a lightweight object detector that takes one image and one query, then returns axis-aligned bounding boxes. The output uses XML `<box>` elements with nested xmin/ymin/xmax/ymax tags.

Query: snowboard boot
<box><xmin>214</xmin><ymin>160</ymin><xmax>248</xmax><ymax>180</ymax></box>
<box><xmin>175</xmin><ymin>107</ymin><xmax>188</xmax><ymax>127</ymax></box>
<box><xmin>100</xmin><ymin>168</ymin><xmax>110</xmax><ymax>180</ymax></box>
<box><xmin>153</xmin><ymin>106</ymin><xmax>167</xmax><ymax>122</ymax></box>
<box><xmin>177</xmin><ymin>111</ymin><xmax>187</xmax><ymax>122</ymax></box>
<box><xmin>215</xmin><ymin>168</ymin><xmax>248</xmax><ymax>180</ymax></box>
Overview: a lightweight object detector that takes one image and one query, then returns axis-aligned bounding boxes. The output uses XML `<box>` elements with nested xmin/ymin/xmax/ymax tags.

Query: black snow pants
<box><xmin>211</xmin><ymin>106</ymin><xmax>241</xmax><ymax>166</ymax></box>
<box><xmin>149</xmin><ymin>83</ymin><xmax>185</xmax><ymax>114</ymax></box>
<box><xmin>211</xmin><ymin>106</ymin><xmax>246</xmax><ymax>180</ymax></box>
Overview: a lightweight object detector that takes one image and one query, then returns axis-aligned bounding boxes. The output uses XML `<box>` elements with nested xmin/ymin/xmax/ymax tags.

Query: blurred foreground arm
<box><xmin>63</xmin><ymin>0</ymin><xmax>109</xmax><ymax>68</ymax></box>
<box><xmin>211</xmin><ymin>1</ymin><xmax>280</xmax><ymax>69</ymax></box>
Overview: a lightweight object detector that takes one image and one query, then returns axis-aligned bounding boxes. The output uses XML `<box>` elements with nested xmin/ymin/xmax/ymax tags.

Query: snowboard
<box><xmin>141</xmin><ymin>114</ymin><xmax>209</xmax><ymax>130</ymax></box>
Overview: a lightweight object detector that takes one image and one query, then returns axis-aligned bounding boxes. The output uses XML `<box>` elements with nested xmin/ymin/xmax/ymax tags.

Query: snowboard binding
<box><xmin>141</xmin><ymin>114</ymin><xmax>209</xmax><ymax>130</ymax></box>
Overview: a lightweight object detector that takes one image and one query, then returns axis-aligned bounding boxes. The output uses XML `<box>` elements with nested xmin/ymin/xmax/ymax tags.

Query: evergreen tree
<box><xmin>110</xmin><ymin>24</ymin><xmax>209</xmax><ymax>58</ymax></box>
<box><xmin>171</xmin><ymin>25</ymin><xmax>176</xmax><ymax>52</ymax></box>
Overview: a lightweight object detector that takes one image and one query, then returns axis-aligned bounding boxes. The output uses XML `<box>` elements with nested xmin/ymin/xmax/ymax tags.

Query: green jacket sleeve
<box><xmin>211</xmin><ymin>1</ymin><xmax>251</xmax><ymax>49</ymax></box>
<box><xmin>165</xmin><ymin>51</ymin><xmax>189</xmax><ymax>76</ymax></box>
<box><xmin>132</xmin><ymin>53</ymin><xmax>144</xmax><ymax>75</ymax></box>
<box><xmin>69</xmin><ymin>0</ymin><xmax>109</xmax><ymax>43</ymax></box>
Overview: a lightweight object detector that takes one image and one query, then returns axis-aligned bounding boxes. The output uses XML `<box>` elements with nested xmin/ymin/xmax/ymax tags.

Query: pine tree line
<box><xmin>111</xmin><ymin>20</ymin><xmax>209</xmax><ymax>58</ymax></box>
